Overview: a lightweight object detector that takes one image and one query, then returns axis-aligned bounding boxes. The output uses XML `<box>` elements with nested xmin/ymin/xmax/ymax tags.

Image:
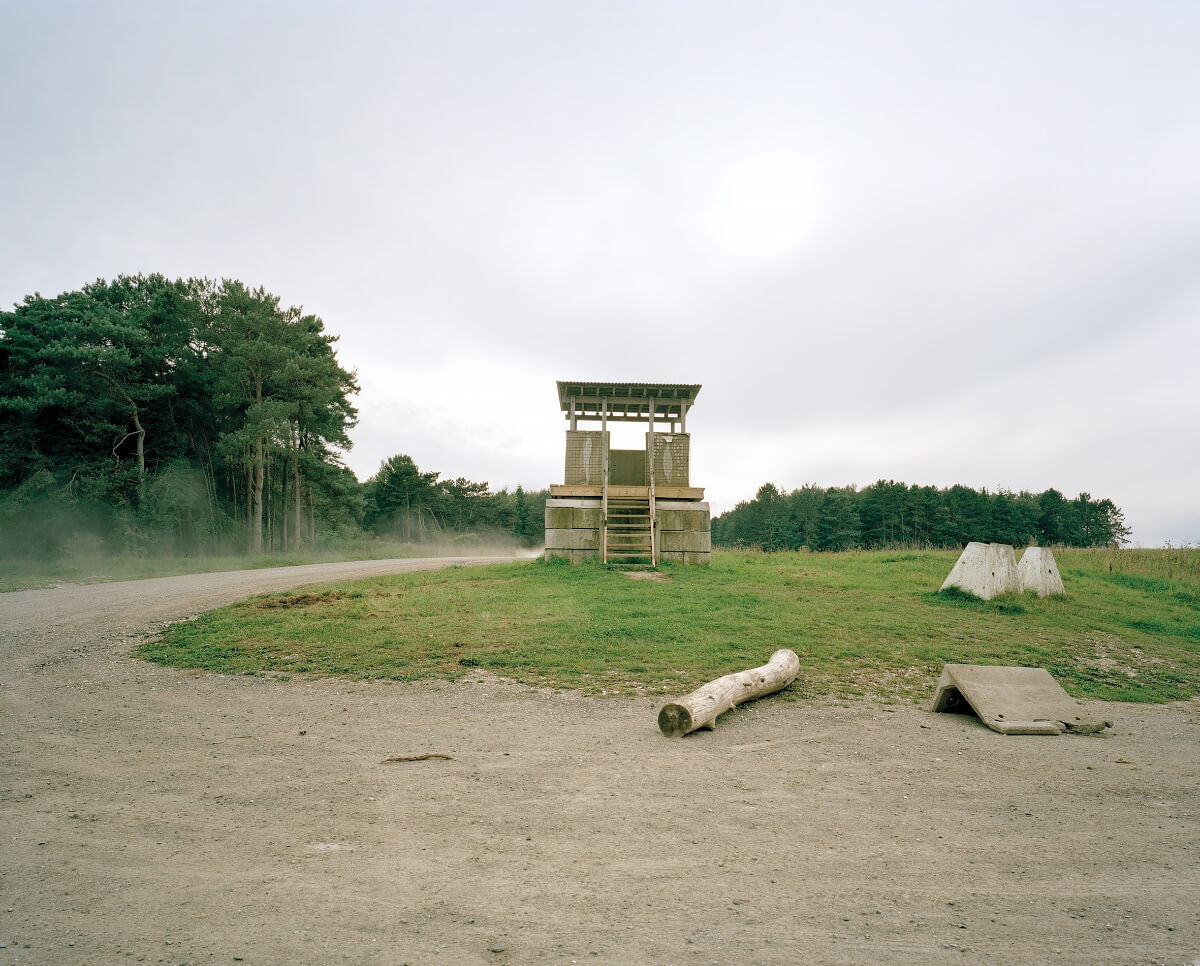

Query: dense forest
<box><xmin>713</xmin><ymin>481</ymin><xmax>1130</xmax><ymax>551</ymax></box>
<box><xmin>0</xmin><ymin>274</ymin><xmax>545</xmax><ymax>559</ymax></box>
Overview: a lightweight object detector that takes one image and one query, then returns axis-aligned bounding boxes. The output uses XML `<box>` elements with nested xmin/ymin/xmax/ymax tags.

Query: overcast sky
<box><xmin>2</xmin><ymin>1</ymin><xmax>1197</xmax><ymax>545</ymax></box>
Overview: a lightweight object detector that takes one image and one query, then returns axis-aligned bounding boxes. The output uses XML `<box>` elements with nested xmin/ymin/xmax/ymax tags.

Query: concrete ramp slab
<box><xmin>1017</xmin><ymin>546</ymin><xmax>1066</xmax><ymax>596</ymax></box>
<box><xmin>930</xmin><ymin>663</ymin><xmax>1112</xmax><ymax>735</ymax></box>
<box><xmin>940</xmin><ymin>542</ymin><xmax>1017</xmax><ymax>600</ymax></box>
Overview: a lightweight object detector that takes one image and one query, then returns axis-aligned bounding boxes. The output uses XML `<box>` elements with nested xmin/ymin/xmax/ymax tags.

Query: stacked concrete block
<box><xmin>543</xmin><ymin>498</ymin><xmax>711</xmax><ymax>565</ymax></box>
<box><xmin>656</xmin><ymin>501</ymin><xmax>711</xmax><ymax>565</ymax></box>
<box><xmin>544</xmin><ymin>498</ymin><xmax>601</xmax><ymax>563</ymax></box>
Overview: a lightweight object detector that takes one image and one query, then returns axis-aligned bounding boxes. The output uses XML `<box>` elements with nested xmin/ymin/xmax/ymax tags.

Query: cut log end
<box><xmin>658</xmin><ymin>702</ymin><xmax>693</xmax><ymax>738</ymax></box>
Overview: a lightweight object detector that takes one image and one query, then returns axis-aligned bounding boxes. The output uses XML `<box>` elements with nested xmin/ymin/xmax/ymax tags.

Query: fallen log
<box><xmin>658</xmin><ymin>648</ymin><xmax>800</xmax><ymax>737</ymax></box>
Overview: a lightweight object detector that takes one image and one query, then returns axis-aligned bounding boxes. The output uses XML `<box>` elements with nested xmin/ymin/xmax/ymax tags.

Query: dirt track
<box><xmin>2</xmin><ymin>558</ymin><xmax>1199</xmax><ymax>965</ymax></box>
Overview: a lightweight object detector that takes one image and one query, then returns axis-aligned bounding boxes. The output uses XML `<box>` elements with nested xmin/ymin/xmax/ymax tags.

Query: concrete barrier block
<box><xmin>940</xmin><ymin>542</ymin><xmax>1018</xmax><ymax>600</ymax></box>
<box><xmin>1017</xmin><ymin>547</ymin><xmax>1066</xmax><ymax>597</ymax></box>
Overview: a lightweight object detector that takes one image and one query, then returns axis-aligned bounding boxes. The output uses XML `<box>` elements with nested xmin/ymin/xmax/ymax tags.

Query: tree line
<box><xmin>0</xmin><ymin>274</ymin><xmax>545</xmax><ymax>558</ymax></box>
<box><xmin>362</xmin><ymin>453</ymin><xmax>547</xmax><ymax>546</ymax></box>
<box><xmin>712</xmin><ymin>480</ymin><xmax>1130</xmax><ymax>551</ymax></box>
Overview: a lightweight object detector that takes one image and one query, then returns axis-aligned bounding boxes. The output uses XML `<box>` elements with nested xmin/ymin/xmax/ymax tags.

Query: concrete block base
<box><xmin>657</xmin><ymin>500</ymin><xmax>711</xmax><ymax>564</ymax></box>
<box><xmin>660</xmin><ymin>550</ymin><xmax>712</xmax><ymax>565</ymax></box>
<box><xmin>543</xmin><ymin>497</ymin><xmax>711</xmax><ymax>565</ymax></box>
<box><xmin>545</xmin><ymin>548</ymin><xmax>600</xmax><ymax>564</ymax></box>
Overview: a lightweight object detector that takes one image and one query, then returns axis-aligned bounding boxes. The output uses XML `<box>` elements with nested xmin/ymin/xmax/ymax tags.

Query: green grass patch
<box><xmin>136</xmin><ymin>548</ymin><xmax>1200</xmax><ymax>704</ymax></box>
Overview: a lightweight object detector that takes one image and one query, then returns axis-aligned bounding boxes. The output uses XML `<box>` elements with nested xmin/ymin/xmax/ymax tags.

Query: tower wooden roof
<box><xmin>556</xmin><ymin>380</ymin><xmax>701</xmax><ymax>422</ymax></box>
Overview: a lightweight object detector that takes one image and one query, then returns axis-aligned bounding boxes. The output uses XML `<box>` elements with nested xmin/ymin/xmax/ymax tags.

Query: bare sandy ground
<box><xmin>2</xmin><ymin>557</ymin><xmax>1198</xmax><ymax>965</ymax></box>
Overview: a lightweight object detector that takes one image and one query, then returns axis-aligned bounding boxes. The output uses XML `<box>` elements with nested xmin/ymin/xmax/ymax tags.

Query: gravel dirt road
<box><xmin>2</xmin><ymin>558</ymin><xmax>1198</xmax><ymax>964</ymax></box>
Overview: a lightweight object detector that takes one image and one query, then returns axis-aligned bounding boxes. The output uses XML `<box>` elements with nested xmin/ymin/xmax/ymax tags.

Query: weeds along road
<box><xmin>0</xmin><ymin>555</ymin><xmax>521</xmax><ymax>678</ymax></box>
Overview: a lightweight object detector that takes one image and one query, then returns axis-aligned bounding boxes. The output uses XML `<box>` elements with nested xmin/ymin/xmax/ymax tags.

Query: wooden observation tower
<box><xmin>544</xmin><ymin>380</ymin><xmax>712</xmax><ymax>566</ymax></box>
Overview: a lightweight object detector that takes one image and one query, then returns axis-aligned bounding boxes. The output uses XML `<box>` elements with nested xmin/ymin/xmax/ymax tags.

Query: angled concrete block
<box><xmin>1017</xmin><ymin>547</ymin><xmax>1066</xmax><ymax>597</ymax></box>
<box><xmin>940</xmin><ymin>542</ymin><xmax>1017</xmax><ymax>600</ymax></box>
<box><xmin>930</xmin><ymin>664</ymin><xmax>1111</xmax><ymax>735</ymax></box>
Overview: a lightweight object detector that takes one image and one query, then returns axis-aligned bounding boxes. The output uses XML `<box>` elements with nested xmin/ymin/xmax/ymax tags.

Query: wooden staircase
<box><xmin>603</xmin><ymin>495</ymin><xmax>655</xmax><ymax>566</ymax></box>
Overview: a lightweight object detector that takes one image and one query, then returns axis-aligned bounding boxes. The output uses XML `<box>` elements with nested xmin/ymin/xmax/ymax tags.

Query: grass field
<box><xmin>135</xmin><ymin>546</ymin><xmax>1200</xmax><ymax>704</ymax></box>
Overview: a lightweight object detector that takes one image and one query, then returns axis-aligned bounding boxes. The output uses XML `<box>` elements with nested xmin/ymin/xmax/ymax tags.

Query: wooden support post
<box><xmin>600</xmin><ymin>397</ymin><xmax>608</xmax><ymax>564</ymax></box>
<box><xmin>658</xmin><ymin>649</ymin><xmax>800</xmax><ymax>737</ymax></box>
<box><xmin>569</xmin><ymin>396</ymin><xmax>577</xmax><ymax>431</ymax></box>
<box><xmin>647</xmin><ymin>395</ymin><xmax>656</xmax><ymax>565</ymax></box>
<box><xmin>647</xmin><ymin>396</ymin><xmax>656</xmax><ymax>463</ymax></box>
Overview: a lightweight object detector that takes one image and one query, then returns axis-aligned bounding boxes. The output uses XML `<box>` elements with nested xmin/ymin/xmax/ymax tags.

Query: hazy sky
<box><xmin>2</xmin><ymin>1</ymin><xmax>1197</xmax><ymax>545</ymax></box>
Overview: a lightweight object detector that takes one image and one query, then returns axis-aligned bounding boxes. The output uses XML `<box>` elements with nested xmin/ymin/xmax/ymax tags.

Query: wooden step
<box><xmin>602</xmin><ymin>494</ymin><xmax>654</xmax><ymax>566</ymax></box>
